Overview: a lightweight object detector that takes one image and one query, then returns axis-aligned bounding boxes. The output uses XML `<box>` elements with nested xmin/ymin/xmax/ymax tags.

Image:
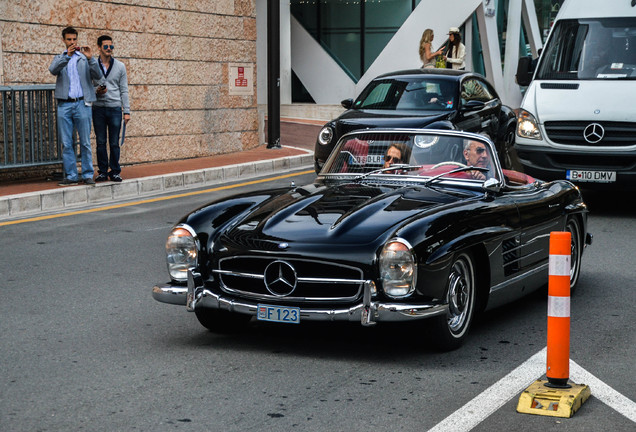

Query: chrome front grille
<box><xmin>214</xmin><ymin>256</ymin><xmax>365</xmax><ymax>302</ymax></box>
<box><xmin>544</xmin><ymin>121</ymin><xmax>636</xmax><ymax>147</ymax></box>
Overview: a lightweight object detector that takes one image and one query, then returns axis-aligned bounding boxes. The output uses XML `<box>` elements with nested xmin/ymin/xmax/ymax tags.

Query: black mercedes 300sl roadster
<box><xmin>153</xmin><ymin>130</ymin><xmax>592</xmax><ymax>350</ymax></box>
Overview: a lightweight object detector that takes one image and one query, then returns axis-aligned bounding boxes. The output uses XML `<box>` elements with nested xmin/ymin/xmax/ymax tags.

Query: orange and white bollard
<box><xmin>546</xmin><ymin>231</ymin><xmax>571</xmax><ymax>388</ymax></box>
<box><xmin>517</xmin><ymin>230</ymin><xmax>590</xmax><ymax>417</ymax></box>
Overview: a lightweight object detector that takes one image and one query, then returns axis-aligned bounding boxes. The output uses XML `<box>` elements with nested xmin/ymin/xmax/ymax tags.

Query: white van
<box><xmin>515</xmin><ymin>0</ymin><xmax>636</xmax><ymax>188</ymax></box>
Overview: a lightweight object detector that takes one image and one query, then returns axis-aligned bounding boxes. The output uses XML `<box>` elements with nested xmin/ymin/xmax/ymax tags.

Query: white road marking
<box><xmin>428</xmin><ymin>347</ymin><xmax>636</xmax><ymax>431</ymax></box>
<box><xmin>570</xmin><ymin>360</ymin><xmax>636</xmax><ymax>423</ymax></box>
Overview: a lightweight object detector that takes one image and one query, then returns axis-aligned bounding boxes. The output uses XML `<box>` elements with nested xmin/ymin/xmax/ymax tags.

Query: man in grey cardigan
<box><xmin>93</xmin><ymin>35</ymin><xmax>131</xmax><ymax>182</ymax></box>
<box><xmin>49</xmin><ymin>26</ymin><xmax>104</xmax><ymax>185</ymax></box>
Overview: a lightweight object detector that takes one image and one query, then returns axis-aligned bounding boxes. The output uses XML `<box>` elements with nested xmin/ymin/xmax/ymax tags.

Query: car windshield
<box><xmin>353</xmin><ymin>77</ymin><xmax>456</xmax><ymax>111</ymax></box>
<box><xmin>537</xmin><ymin>17</ymin><xmax>636</xmax><ymax>80</ymax></box>
<box><xmin>321</xmin><ymin>131</ymin><xmax>501</xmax><ymax>184</ymax></box>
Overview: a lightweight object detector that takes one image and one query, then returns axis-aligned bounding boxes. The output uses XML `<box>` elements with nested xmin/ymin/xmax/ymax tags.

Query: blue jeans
<box><xmin>57</xmin><ymin>100</ymin><xmax>94</xmax><ymax>180</ymax></box>
<box><xmin>92</xmin><ymin>106</ymin><xmax>122</xmax><ymax>176</ymax></box>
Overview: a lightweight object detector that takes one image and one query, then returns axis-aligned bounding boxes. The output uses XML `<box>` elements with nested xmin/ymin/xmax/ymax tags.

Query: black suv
<box><xmin>314</xmin><ymin>69</ymin><xmax>517</xmax><ymax>173</ymax></box>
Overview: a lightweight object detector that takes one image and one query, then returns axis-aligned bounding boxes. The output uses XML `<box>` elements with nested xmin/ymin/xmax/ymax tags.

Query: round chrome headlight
<box><xmin>379</xmin><ymin>239</ymin><xmax>416</xmax><ymax>298</ymax></box>
<box><xmin>317</xmin><ymin>126</ymin><xmax>333</xmax><ymax>145</ymax></box>
<box><xmin>166</xmin><ymin>224</ymin><xmax>198</xmax><ymax>282</ymax></box>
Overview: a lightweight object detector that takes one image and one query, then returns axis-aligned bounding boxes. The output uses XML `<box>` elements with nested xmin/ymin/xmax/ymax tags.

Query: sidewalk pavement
<box><xmin>0</xmin><ymin>119</ymin><xmax>322</xmax><ymax>220</ymax></box>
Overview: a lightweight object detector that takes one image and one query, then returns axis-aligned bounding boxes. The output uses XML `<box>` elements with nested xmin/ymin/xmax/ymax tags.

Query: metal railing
<box><xmin>1</xmin><ymin>84</ymin><xmax>61</xmax><ymax>170</ymax></box>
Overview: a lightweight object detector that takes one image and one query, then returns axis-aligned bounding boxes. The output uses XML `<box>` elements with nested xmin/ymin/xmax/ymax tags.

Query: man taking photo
<box><xmin>49</xmin><ymin>26</ymin><xmax>104</xmax><ymax>186</ymax></box>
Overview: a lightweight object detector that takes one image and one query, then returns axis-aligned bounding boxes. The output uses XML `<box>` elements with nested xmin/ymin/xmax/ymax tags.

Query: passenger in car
<box><xmin>463</xmin><ymin>139</ymin><xmax>492</xmax><ymax>180</ymax></box>
<box><xmin>384</xmin><ymin>143</ymin><xmax>412</xmax><ymax>168</ymax></box>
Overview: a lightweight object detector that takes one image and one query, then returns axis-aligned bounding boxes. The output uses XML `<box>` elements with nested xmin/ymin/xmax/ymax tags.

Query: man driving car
<box><xmin>463</xmin><ymin>139</ymin><xmax>492</xmax><ymax>180</ymax></box>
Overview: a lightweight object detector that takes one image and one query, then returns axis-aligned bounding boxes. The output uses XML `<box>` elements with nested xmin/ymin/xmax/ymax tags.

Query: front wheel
<box><xmin>195</xmin><ymin>307</ymin><xmax>251</xmax><ymax>333</ymax></box>
<box><xmin>431</xmin><ymin>252</ymin><xmax>477</xmax><ymax>351</ymax></box>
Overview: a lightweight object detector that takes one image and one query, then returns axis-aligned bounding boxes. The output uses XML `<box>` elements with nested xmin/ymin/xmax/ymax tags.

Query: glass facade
<box><xmin>291</xmin><ymin>0</ymin><xmax>420</xmax><ymax>81</ymax></box>
<box><xmin>290</xmin><ymin>0</ymin><xmax>565</xmax><ymax>102</ymax></box>
<box><xmin>534</xmin><ymin>0</ymin><xmax>565</xmax><ymax>41</ymax></box>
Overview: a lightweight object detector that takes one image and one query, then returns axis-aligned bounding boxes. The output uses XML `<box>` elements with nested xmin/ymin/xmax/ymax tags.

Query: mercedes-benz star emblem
<box><xmin>264</xmin><ymin>260</ymin><xmax>297</xmax><ymax>296</ymax></box>
<box><xmin>583</xmin><ymin>123</ymin><xmax>604</xmax><ymax>144</ymax></box>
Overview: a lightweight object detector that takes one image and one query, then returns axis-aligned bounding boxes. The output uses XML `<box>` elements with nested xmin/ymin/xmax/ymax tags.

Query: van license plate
<box><xmin>257</xmin><ymin>304</ymin><xmax>300</xmax><ymax>324</ymax></box>
<box><xmin>566</xmin><ymin>170</ymin><xmax>616</xmax><ymax>183</ymax></box>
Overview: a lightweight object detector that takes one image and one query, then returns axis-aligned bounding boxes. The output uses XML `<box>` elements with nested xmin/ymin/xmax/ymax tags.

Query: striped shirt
<box><xmin>67</xmin><ymin>53</ymin><xmax>84</xmax><ymax>98</ymax></box>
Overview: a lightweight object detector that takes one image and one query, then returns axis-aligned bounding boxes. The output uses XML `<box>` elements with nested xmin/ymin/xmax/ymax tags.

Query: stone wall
<box><xmin>0</xmin><ymin>0</ymin><xmax>258</xmax><ymax>171</ymax></box>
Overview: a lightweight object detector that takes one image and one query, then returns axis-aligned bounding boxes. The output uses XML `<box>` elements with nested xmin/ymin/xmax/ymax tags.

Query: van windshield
<box><xmin>536</xmin><ymin>18</ymin><xmax>636</xmax><ymax>80</ymax></box>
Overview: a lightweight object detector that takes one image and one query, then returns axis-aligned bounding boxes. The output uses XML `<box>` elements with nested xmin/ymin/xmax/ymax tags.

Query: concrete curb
<box><xmin>0</xmin><ymin>154</ymin><xmax>314</xmax><ymax>220</ymax></box>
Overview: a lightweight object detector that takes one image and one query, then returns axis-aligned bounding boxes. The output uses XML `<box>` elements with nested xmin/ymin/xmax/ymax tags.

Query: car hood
<box><xmin>529</xmin><ymin>81</ymin><xmax>634</xmax><ymax>122</ymax></box>
<box><xmin>222</xmin><ymin>182</ymin><xmax>461</xmax><ymax>249</ymax></box>
<box><xmin>335</xmin><ymin>109</ymin><xmax>452</xmax><ymax>132</ymax></box>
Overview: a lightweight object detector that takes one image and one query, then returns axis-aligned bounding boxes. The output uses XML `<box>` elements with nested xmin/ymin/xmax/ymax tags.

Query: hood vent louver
<box><xmin>540</xmin><ymin>83</ymin><xmax>579</xmax><ymax>90</ymax></box>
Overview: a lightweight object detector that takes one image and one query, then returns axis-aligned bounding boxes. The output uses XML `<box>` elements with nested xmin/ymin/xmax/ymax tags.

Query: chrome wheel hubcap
<box><xmin>447</xmin><ymin>257</ymin><xmax>473</xmax><ymax>333</ymax></box>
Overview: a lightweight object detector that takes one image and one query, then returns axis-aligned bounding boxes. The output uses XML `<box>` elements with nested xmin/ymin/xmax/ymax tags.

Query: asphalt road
<box><xmin>1</xmin><ymin>172</ymin><xmax>634</xmax><ymax>432</ymax></box>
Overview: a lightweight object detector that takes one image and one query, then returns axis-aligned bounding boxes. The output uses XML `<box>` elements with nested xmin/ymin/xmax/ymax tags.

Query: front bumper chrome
<box><xmin>152</xmin><ymin>270</ymin><xmax>447</xmax><ymax>326</ymax></box>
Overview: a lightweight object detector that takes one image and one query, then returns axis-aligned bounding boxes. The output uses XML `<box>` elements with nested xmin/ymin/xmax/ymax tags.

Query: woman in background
<box><xmin>419</xmin><ymin>29</ymin><xmax>445</xmax><ymax>69</ymax></box>
<box><xmin>445</xmin><ymin>27</ymin><xmax>466</xmax><ymax>70</ymax></box>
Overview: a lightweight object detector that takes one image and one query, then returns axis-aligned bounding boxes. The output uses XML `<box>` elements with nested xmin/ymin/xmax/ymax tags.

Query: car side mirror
<box><xmin>516</xmin><ymin>56</ymin><xmax>533</xmax><ymax>86</ymax></box>
<box><xmin>461</xmin><ymin>100</ymin><xmax>485</xmax><ymax>112</ymax></box>
<box><xmin>341</xmin><ymin>98</ymin><xmax>354</xmax><ymax>110</ymax></box>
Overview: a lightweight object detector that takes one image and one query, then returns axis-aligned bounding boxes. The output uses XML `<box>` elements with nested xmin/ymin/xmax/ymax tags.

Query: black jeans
<box><xmin>92</xmin><ymin>106</ymin><xmax>122</xmax><ymax>176</ymax></box>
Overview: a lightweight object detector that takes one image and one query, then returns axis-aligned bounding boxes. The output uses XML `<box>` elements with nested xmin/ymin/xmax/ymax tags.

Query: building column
<box><xmin>256</xmin><ymin>0</ymin><xmax>291</xmax><ymax>106</ymax></box>
<box><xmin>503</xmin><ymin>0</ymin><xmax>523</xmax><ymax>108</ymax></box>
<box><xmin>475</xmin><ymin>2</ymin><xmax>505</xmax><ymax>103</ymax></box>
<box><xmin>522</xmin><ymin>0</ymin><xmax>543</xmax><ymax>56</ymax></box>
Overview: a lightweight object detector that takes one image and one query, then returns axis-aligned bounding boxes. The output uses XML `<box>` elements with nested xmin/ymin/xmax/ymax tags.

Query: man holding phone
<box><xmin>92</xmin><ymin>35</ymin><xmax>131</xmax><ymax>182</ymax></box>
<box><xmin>49</xmin><ymin>26</ymin><xmax>104</xmax><ymax>186</ymax></box>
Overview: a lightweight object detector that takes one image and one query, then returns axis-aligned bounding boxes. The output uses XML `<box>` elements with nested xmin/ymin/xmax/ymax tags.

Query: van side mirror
<box><xmin>341</xmin><ymin>98</ymin><xmax>354</xmax><ymax>109</ymax></box>
<box><xmin>516</xmin><ymin>56</ymin><xmax>533</xmax><ymax>86</ymax></box>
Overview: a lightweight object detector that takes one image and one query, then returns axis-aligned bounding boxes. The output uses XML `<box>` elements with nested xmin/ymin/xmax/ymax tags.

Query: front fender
<box><xmin>497</xmin><ymin>105</ymin><xmax>517</xmax><ymax>138</ymax></box>
<box><xmin>314</xmin><ymin>121</ymin><xmax>338</xmax><ymax>164</ymax></box>
<box><xmin>425</xmin><ymin>225</ymin><xmax>514</xmax><ymax>265</ymax></box>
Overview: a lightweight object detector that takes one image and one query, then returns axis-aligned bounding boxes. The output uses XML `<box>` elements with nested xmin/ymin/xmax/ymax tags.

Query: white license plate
<box><xmin>257</xmin><ymin>304</ymin><xmax>300</xmax><ymax>324</ymax></box>
<box><xmin>566</xmin><ymin>169</ymin><xmax>616</xmax><ymax>183</ymax></box>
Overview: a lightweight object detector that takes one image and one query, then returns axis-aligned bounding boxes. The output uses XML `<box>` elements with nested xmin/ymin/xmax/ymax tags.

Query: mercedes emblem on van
<box><xmin>583</xmin><ymin>123</ymin><xmax>605</xmax><ymax>144</ymax></box>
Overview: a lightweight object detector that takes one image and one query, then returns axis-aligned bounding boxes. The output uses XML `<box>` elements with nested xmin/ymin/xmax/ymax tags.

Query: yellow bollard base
<box><xmin>517</xmin><ymin>379</ymin><xmax>591</xmax><ymax>418</ymax></box>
